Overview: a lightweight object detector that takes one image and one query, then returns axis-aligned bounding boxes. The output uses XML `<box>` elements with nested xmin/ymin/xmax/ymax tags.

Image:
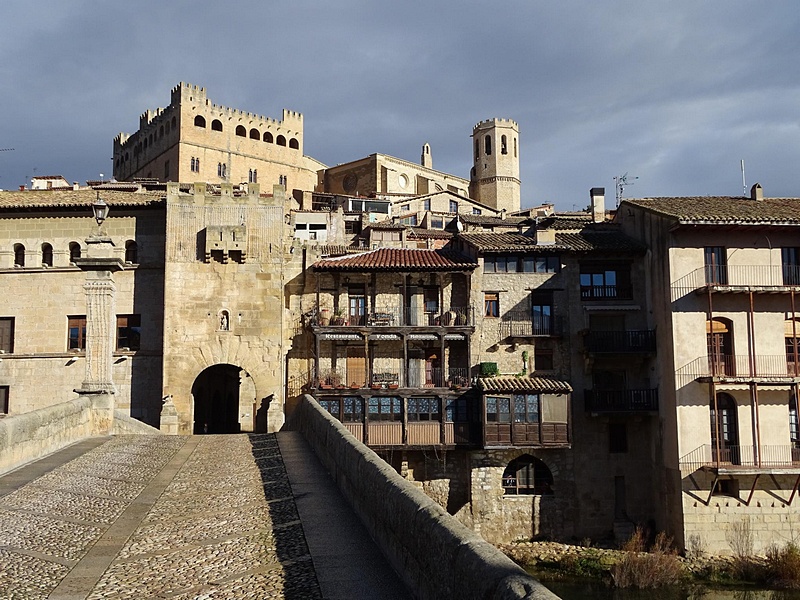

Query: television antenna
<box><xmin>613</xmin><ymin>172</ymin><xmax>638</xmax><ymax>207</ymax></box>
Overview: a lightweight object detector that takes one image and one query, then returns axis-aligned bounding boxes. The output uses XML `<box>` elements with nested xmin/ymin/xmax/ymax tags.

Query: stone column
<box><xmin>74</xmin><ymin>233</ymin><xmax>125</xmax><ymax>434</ymax></box>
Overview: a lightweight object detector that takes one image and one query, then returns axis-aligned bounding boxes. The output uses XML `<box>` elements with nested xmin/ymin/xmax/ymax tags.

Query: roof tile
<box><xmin>313</xmin><ymin>247</ymin><xmax>477</xmax><ymax>272</ymax></box>
<box><xmin>478</xmin><ymin>376</ymin><xmax>572</xmax><ymax>393</ymax></box>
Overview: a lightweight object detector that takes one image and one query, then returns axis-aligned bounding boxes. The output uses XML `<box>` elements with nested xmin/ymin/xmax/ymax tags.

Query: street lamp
<box><xmin>92</xmin><ymin>193</ymin><xmax>109</xmax><ymax>227</ymax></box>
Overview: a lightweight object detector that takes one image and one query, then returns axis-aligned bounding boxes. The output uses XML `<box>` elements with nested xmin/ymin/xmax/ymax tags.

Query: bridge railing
<box><xmin>289</xmin><ymin>394</ymin><xmax>560</xmax><ymax>600</ymax></box>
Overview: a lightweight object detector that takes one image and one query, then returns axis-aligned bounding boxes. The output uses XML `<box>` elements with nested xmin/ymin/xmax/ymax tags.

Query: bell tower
<box><xmin>469</xmin><ymin>119</ymin><xmax>520</xmax><ymax>213</ymax></box>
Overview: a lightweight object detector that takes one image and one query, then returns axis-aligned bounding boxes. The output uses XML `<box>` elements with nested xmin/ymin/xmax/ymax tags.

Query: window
<box><xmin>531</xmin><ymin>291</ymin><xmax>553</xmax><ymax>335</ymax></box>
<box><xmin>117</xmin><ymin>315</ymin><xmax>141</xmax><ymax>350</ymax></box>
<box><xmin>580</xmin><ymin>264</ymin><xmax>631</xmax><ymax>299</ymax></box>
<box><xmin>218</xmin><ymin>163</ymin><xmax>227</xmax><ymax>178</ymax></box>
<box><xmin>488</xmin><ymin>254</ymin><xmax>559</xmax><ymax>274</ymax></box>
<box><xmin>320</xmin><ymin>398</ymin><xmax>341</xmax><ymax>419</ymax></box>
<box><xmin>249</xmin><ymin>128</ymin><xmax>260</xmax><ymax>140</ymax></box>
<box><xmin>402</xmin><ymin>204</ymin><xmax>410</xmax><ymax>212</ymax></box>
<box><xmin>191</xmin><ymin>157</ymin><xmax>200</xmax><ymax>173</ymax></box>
<box><xmin>501</xmin><ymin>135</ymin><xmax>508</xmax><ymax>155</ymax></box>
<box><xmin>473</xmin><ymin>208</ymin><xmax>482</xmax><ymax>215</ymax></box>
<box><xmin>474</xmin><ymin>139</ymin><xmax>480</xmax><ymax>161</ymax></box>
<box><xmin>485</xmin><ymin>135</ymin><xmax>492</xmax><ymax>155</ymax></box>
<box><xmin>277</xmin><ymin>135</ymin><xmax>287</xmax><ymax>146</ymax></box>
<box><xmin>124</xmin><ymin>241</ymin><xmax>138</xmax><ymax>264</ymax></box>
<box><xmin>68</xmin><ymin>316</ymin><xmax>87</xmax><ymax>351</ymax></box>
<box><xmin>289</xmin><ymin>138</ymin><xmax>299</xmax><ymax>149</ymax></box>
<box><xmin>194</xmin><ymin>115</ymin><xmax>206</xmax><ymax>128</ymax></box>
<box><xmin>790</xmin><ymin>393</ymin><xmax>798</xmax><ymax>446</ymax></box>
<box><xmin>344</xmin><ymin>220</ymin><xmax>362</xmax><ymax>236</ymax></box>
<box><xmin>484</xmin><ymin>292</ymin><xmax>499</xmax><ymax>317</ymax></box>
<box><xmin>400</xmin><ymin>215</ymin><xmax>418</xmax><ymax>226</ymax></box>
<box><xmin>13</xmin><ymin>244</ymin><xmax>24</xmax><ymax>267</ymax></box>
<box><xmin>423</xmin><ymin>199</ymin><xmax>431</xmax><ymax>211</ymax></box>
<box><xmin>486</xmin><ymin>396</ymin><xmax>511</xmax><ymax>422</ymax></box>
<box><xmin>445</xmin><ymin>398</ymin><xmax>468</xmax><ymax>422</ymax></box>
<box><xmin>512</xmin><ymin>394</ymin><xmax>540</xmax><ymax>423</ymax></box>
<box><xmin>0</xmin><ymin>386</ymin><xmax>7</xmax><ymax>415</ymax></box>
<box><xmin>502</xmin><ymin>455</ymin><xmax>553</xmax><ymax>495</ymax></box>
<box><xmin>211</xmin><ymin>119</ymin><xmax>223</xmax><ymax>132</ymax></box>
<box><xmin>343</xmin><ymin>397</ymin><xmax>363</xmax><ymax>422</ymax></box>
<box><xmin>534</xmin><ymin>349</ymin><xmax>553</xmax><ymax>371</ymax></box>
<box><xmin>368</xmin><ymin>397</ymin><xmax>401</xmax><ymax>421</ymax></box>
<box><xmin>449</xmin><ymin>200</ymin><xmax>458</xmax><ymax>213</ymax></box>
<box><xmin>431</xmin><ymin>216</ymin><xmax>443</xmax><ymax>229</ymax></box>
<box><xmin>704</xmin><ymin>246</ymin><xmax>727</xmax><ymax>285</ymax></box>
<box><xmin>0</xmin><ymin>317</ymin><xmax>14</xmax><ymax>353</ymax></box>
<box><xmin>235</xmin><ymin>125</ymin><xmax>246</xmax><ymax>137</ymax></box>
<box><xmin>408</xmin><ymin>397</ymin><xmax>440</xmax><ymax>421</ymax></box>
<box><xmin>41</xmin><ymin>243</ymin><xmax>53</xmax><ymax>267</ymax></box>
<box><xmin>69</xmin><ymin>243</ymin><xmax>81</xmax><ymax>263</ymax></box>
<box><xmin>783</xmin><ymin>248</ymin><xmax>800</xmax><ymax>285</ymax></box>
<box><xmin>609</xmin><ymin>422</ymin><xmax>628</xmax><ymax>453</ymax></box>
<box><xmin>263</xmin><ymin>132</ymin><xmax>273</xmax><ymax>143</ymax></box>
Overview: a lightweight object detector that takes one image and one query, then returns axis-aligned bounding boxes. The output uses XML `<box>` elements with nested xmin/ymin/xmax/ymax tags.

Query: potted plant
<box><xmin>332</xmin><ymin>307</ymin><xmax>347</xmax><ymax>326</ymax></box>
<box><xmin>319</xmin><ymin>307</ymin><xmax>330</xmax><ymax>326</ymax></box>
<box><xmin>455</xmin><ymin>309</ymin><xmax>468</xmax><ymax>326</ymax></box>
<box><xmin>388</xmin><ymin>383</ymin><xmax>399</xmax><ymax>390</ymax></box>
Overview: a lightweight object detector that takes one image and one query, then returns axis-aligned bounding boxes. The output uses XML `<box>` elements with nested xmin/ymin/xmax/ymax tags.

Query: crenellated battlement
<box><xmin>473</xmin><ymin>118</ymin><xmax>518</xmax><ymax>131</ymax></box>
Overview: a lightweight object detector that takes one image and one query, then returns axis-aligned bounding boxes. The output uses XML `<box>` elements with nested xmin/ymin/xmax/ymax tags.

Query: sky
<box><xmin>1</xmin><ymin>1</ymin><xmax>799</xmax><ymax>210</ymax></box>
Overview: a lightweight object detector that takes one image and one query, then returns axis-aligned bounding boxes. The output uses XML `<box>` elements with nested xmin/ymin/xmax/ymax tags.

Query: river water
<box><xmin>536</xmin><ymin>574</ymin><xmax>800</xmax><ymax>600</ymax></box>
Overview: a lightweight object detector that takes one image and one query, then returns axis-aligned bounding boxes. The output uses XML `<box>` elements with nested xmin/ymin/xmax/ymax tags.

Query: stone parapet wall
<box><xmin>290</xmin><ymin>394</ymin><xmax>560</xmax><ymax>600</ymax></box>
<box><xmin>0</xmin><ymin>397</ymin><xmax>96</xmax><ymax>475</ymax></box>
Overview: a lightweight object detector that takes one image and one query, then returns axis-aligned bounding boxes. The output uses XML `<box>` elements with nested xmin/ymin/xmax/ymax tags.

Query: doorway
<box><xmin>192</xmin><ymin>364</ymin><xmax>246</xmax><ymax>434</ymax></box>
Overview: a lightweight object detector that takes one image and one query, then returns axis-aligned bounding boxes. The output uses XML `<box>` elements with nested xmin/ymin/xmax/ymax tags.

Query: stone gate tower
<box><xmin>469</xmin><ymin>119</ymin><xmax>520</xmax><ymax>213</ymax></box>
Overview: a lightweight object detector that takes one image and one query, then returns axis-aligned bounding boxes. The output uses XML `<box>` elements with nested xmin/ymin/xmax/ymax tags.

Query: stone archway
<box><xmin>191</xmin><ymin>364</ymin><xmax>256</xmax><ymax>434</ymax></box>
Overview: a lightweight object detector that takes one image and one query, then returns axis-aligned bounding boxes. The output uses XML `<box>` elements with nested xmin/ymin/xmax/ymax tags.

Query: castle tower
<box><xmin>469</xmin><ymin>119</ymin><xmax>520</xmax><ymax>213</ymax></box>
<box><xmin>421</xmin><ymin>142</ymin><xmax>432</xmax><ymax>169</ymax></box>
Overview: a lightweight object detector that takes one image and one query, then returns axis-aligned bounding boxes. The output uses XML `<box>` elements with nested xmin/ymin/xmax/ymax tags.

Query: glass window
<box><xmin>117</xmin><ymin>315</ymin><xmax>141</xmax><ymax>351</ymax></box>
<box><xmin>502</xmin><ymin>455</ymin><xmax>554</xmax><ymax>496</ymax></box>
<box><xmin>408</xmin><ymin>397</ymin><xmax>440</xmax><ymax>421</ymax></box>
<box><xmin>369</xmin><ymin>397</ymin><xmax>401</xmax><ymax>421</ymax></box>
<box><xmin>68</xmin><ymin>316</ymin><xmax>87</xmax><ymax>350</ymax></box>
<box><xmin>0</xmin><ymin>386</ymin><xmax>7</xmax><ymax>414</ymax></box>
<box><xmin>486</xmin><ymin>396</ymin><xmax>511</xmax><ymax>422</ymax></box>
<box><xmin>484</xmin><ymin>292</ymin><xmax>499</xmax><ymax>318</ymax></box>
<box><xmin>445</xmin><ymin>398</ymin><xmax>468</xmax><ymax>422</ymax></box>
<box><xmin>704</xmin><ymin>246</ymin><xmax>727</xmax><ymax>284</ymax></box>
<box><xmin>513</xmin><ymin>394</ymin><xmax>539</xmax><ymax>423</ymax></box>
<box><xmin>423</xmin><ymin>199</ymin><xmax>431</xmax><ymax>211</ymax></box>
<box><xmin>449</xmin><ymin>200</ymin><xmax>458</xmax><ymax>213</ymax></box>
<box><xmin>484</xmin><ymin>256</ymin><xmax>496</xmax><ymax>273</ymax></box>
<box><xmin>343</xmin><ymin>397</ymin><xmax>363</xmax><ymax>422</ymax></box>
<box><xmin>0</xmin><ymin>317</ymin><xmax>14</xmax><ymax>353</ymax></box>
<box><xmin>506</xmin><ymin>255</ymin><xmax>518</xmax><ymax>273</ymax></box>
<box><xmin>319</xmin><ymin>398</ymin><xmax>341</xmax><ymax>418</ymax></box>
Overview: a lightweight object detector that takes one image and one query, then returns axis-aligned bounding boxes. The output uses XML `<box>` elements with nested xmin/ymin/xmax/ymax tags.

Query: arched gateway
<box><xmin>191</xmin><ymin>364</ymin><xmax>257</xmax><ymax>434</ymax></box>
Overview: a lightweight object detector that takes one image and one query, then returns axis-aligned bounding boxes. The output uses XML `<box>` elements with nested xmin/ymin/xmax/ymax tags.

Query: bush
<box><xmin>610</xmin><ymin>528</ymin><xmax>684</xmax><ymax>588</ymax></box>
<box><xmin>766</xmin><ymin>542</ymin><xmax>800</xmax><ymax>589</ymax></box>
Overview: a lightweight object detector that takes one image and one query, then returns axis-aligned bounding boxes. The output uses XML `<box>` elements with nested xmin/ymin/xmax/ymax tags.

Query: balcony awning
<box><xmin>478</xmin><ymin>376</ymin><xmax>572</xmax><ymax>393</ymax></box>
<box><xmin>443</xmin><ymin>334</ymin><xmax>466</xmax><ymax>340</ymax></box>
<box><xmin>407</xmin><ymin>334</ymin><xmax>438</xmax><ymax>340</ymax></box>
<box><xmin>583</xmin><ymin>305</ymin><xmax>641</xmax><ymax>312</ymax></box>
<box><xmin>370</xmin><ymin>333</ymin><xmax>401</xmax><ymax>341</ymax></box>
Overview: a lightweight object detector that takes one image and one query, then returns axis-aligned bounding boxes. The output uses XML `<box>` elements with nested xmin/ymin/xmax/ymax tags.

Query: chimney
<box><xmin>500</xmin><ymin>208</ymin><xmax>506</xmax><ymax>220</ymax></box>
<box><xmin>590</xmin><ymin>187</ymin><xmax>605</xmax><ymax>223</ymax></box>
<box><xmin>750</xmin><ymin>183</ymin><xmax>763</xmax><ymax>201</ymax></box>
<box><xmin>73</xmin><ymin>182</ymin><xmax>80</xmax><ymax>190</ymax></box>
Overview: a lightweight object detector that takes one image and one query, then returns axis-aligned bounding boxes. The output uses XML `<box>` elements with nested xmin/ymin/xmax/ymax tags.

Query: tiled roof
<box><xmin>367</xmin><ymin>220</ymin><xmax>406</xmax><ymax>230</ymax></box>
<box><xmin>478</xmin><ymin>376</ymin><xmax>572</xmax><ymax>393</ymax></box>
<box><xmin>311</xmin><ymin>245</ymin><xmax>367</xmax><ymax>257</ymax></box>
<box><xmin>458</xmin><ymin>233</ymin><xmax>570</xmax><ymax>252</ymax></box>
<box><xmin>623</xmin><ymin>196</ymin><xmax>800</xmax><ymax>224</ymax></box>
<box><xmin>540</xmin><ymin>214</ymin><xmax>593</xmax><ymax>230</ymax></box>
<box><xmin>459</xmin><ymin>214</ymin><xmax>526</xmax><ymax>226</ymax></box>
<box><xmin>554</xmin><ymin>230</ymin><xmax>646</xmax><ymax>253</ymax></box>
<box><xmin>0</xmin><ymin>189</ymin><xmax>165</xmax><ymax>210</ymax></box>
<box><xmin>313</xmin><ymin>247</ymin><xmax>477</xmax><ymax>272</ymax></box>
<box><xmin>408</xmin><ymin>228</ymin><xmax>453</xmax><ymax>239</ymax></box>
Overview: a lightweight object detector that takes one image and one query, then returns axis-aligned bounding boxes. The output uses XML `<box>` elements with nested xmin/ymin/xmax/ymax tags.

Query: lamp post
<box><xmin>73</xmin><ymin>193</ymin><xmax>125</xmax><ymax>433</ymax></box>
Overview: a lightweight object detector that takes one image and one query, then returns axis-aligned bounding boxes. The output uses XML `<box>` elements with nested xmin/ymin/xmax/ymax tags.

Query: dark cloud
<box><xmin>1</xmin><ymin>1</ymin><xmax>799</xmax><ymax>208</ymax></box>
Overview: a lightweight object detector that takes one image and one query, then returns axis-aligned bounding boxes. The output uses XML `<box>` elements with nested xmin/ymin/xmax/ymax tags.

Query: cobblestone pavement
<box><xmin>0</xmin><ymin>434</ymin><xmax>323</xmax><ymax>600</ymax></box>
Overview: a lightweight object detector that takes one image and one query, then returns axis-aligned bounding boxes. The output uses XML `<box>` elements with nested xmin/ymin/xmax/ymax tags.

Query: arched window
<box><xmin>125</xmin><ymin>240</ymin><xmax>138</xmax><ymax>264</ymax></box>
<box><xmin>13</xmin><ymin>244</ymin><xmax>25</xmax><ymax>267</ymax></box>
<box><xmin>514</xmin><ymin>137</ymin><xmax>517</xmax><ymax>157</ymax></box>
<box><xmin>248</xmin><ymin>169</ymin><xmax>253</xmax><ymax>183</ymax></box>
<box><xmin>235</xmin><ymin>125</ymin><xmax>246</xmax><ymax>137</ymax></box>
<box><xmin>249</xmin><ymin>128</ymin><xmax>260</xmax><ymax>140</ymax></box>
<box><xmin>711</xmin><ymin>393</ymin><xmax>739</xmax><ymax>464</ymax></box>
<box><xmin>211</xmin><ymin>119</ymin><xmax>223</xmax><ymax>132</ymax></box>
<box><xmin>252</xmin><ymin>169</ymin><xmax>257</xmax><ymax>183</ymax></box>
<box><xmin>69</xmin><ymin>242</ymin><xmax>81</xmax><ymax>263</ymax></box>
<box><xmin>474</xmin><ymin>139</ymin><xmax>480</xmax><ymax>161</ymax></box>
<box><xmin>276</xmin><ymin>135</ymin><xmax>286</xmax><ymax>146</ymax></box>
<box><xmin>289</xmin><ymin>138</ymin><xmax>299</xmax><ymax>149</ymax></box>
<box><xmin>221</xmin><ymin>163</ymin><xmax>226</xmax><ymax>178</ymax></box>
<box><xmin>485</xmin><ymin>135</ymin><xmax>492</xmax><ymax>156</ymax></box>
<box><xmin>194</xmin><ymin>115</ymin><xmax>206</xmax><ymax>128</ymax></box>
<box><xmin>501</xmin><ymin>135</ymin><xmax>508</xmax><ymax>155</ymax></box>
<box><xmin>502</xmin><ymin>455</ymin><xmax>554</xmax><ymax>495</ymax></box>
<box><xmin>41</xmin><ymin>243</ymin><xmax>53</xmax><ymax>267</ymax></box>
<box><xmin>263</xmin><ymin>132</ymin><xmax>273</xmax><ymax>143</ymax></box>
<box><xmin>190</xmin><ymin>157</ymin><xmax>196</xmax><ymax>172</ymax></box>
<box><xmin>707</xmin><ymin>318</ymin><xmax>734</xmax><ymax>376</ymax></box>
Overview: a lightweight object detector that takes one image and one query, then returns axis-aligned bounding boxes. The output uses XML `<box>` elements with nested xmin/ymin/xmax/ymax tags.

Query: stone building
<box><xmin>616</xmin><ymin>185</ymin><xmax>800</xmax><ymax>554</ymax></box>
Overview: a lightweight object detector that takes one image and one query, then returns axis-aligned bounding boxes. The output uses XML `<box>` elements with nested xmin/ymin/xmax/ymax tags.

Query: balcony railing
<box><xmin>677</xmin><ymin>355</ymin><xmax>800</xmax><ymax>384</ymax></box>
<box><xmin>680</xmin><ymin>444</ymin><xmax>800</xmax><ymax>472</ymax></box>
<box><xmin>672</xmin><ymin>265</ymin><xmax>800</xmax><ymax>299</ymax></box>
<box><xmin>585</xmin><ymin>330</ymin><xmax>656</xmax><ymax>353</ymax></box>
<box><xmin>500</xmin><ymin>311</ymin><xmax>562</xmax><ymax>338</ymax></box>
<box><xmin>580</xmin><ymin>284</ymin><xmax>633</xmax><ymax>301</ymax></box>
<box><xmin>308</xmin><ymin>305</ymin><xmax>475</xmax><ymax>328</ymax></box>
<box><xmin>314</xmin><ymin>363</ymin><xmax>470</xmax><ymax>390</ymax></box>
<box><xmin>584</xmin><ymin>388</ymin><xmax>659</xmax><ymax>413</ymax></box>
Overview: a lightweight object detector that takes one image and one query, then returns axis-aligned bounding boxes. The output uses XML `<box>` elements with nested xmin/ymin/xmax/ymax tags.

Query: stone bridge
<box><xmin>0</xmin><ymin>396</ymin><xmax>559</xmax><ymax>599</ymax></box>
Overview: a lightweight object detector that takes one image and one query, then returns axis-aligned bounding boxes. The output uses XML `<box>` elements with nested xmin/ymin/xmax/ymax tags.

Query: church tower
<box><xmin>469</xmin><ymin>119</ymin><xmax>520</xmax><ymax>213</ymax></box>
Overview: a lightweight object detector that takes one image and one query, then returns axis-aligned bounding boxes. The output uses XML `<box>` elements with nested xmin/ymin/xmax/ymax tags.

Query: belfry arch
<box><xmin>191</xmin><ymin>364</ymin><xmax>257</xmax><ymax>434</ymax></box>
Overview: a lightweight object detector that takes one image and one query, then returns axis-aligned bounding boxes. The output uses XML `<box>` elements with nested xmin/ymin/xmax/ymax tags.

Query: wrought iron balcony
<box><xmin>584</xmin><ymin>388</ymin><xmax>659</xmax><ymax>413</ymax></box>
<box><xmin>580</xmin><ymin>284</ymin><xmax>633</xmax><ymax>301</ymax></box>
<box><xmin>672</xmin><ymin>265</ymin><xmax>800</xmax><ymax>299</ymax></box>
<box><xmin>584</xmin><ymin>330</ymin><xmax>656</xmax><ymax>353</ymax></box>
<box><xmin>677</xmin><ymin>355</ymin><xmax>800</xmax><ymax>384</ymax></box>
<box><xmin>680</xmin><ymin>444</ymin><xmax>800</xmax><ymax>473</ymax></box>
<box><xmin>500</xmin><ymin>311</ymin><xmax>562</xmax><ymax>338</ymax></box>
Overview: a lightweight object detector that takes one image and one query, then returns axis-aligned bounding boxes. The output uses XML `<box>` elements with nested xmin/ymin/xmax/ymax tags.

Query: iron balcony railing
<box><xmin>314</xmin><ymin>364</ymin><xmax>470</xmax><ymax>390</ymax></box>
<box><xmin>672</xmin><ymin>265</ymin><xmax>800</xmax><ymax>299</ymax></box>
<box><xmin>679</xmin><ymin>444</ymin><xmax>800</xmax><ymax>472</ymax></box>
<box><xmin>584</xmin><ymin>388</ymin><xmax>659</xmax><ymax>413</ymax></box>
<box><xmin>677</xmin><ymin>355</ymin><xmax>800</xmax><ymax>384</ymax></box>
<box><xmin>500</xmin><ymin>311</ymin><xmax>562</xmax><ymax>338</ymax></box>
<box><xmin>584</xmin><ymin>330</ymin><xmax>656</xmax><ymax>353</ymax></box>
<box><xmin>308</xmin><ymin>305</ymin><xmax>475</xmax><ymax>328</ymax></box>
<box><xmin>580</xmin><ymin>284</ymin><xmax>633</xmax><ymax>301</ymax></box>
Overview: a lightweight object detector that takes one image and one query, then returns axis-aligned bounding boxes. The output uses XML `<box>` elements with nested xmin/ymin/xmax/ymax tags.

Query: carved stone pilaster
<box><xmin>79</xmin><ymin>272</ymin><xmax>117</xmax><ymax>393</ymax></box>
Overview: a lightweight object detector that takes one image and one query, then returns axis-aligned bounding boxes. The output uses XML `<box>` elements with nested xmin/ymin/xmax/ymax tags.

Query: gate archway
<box><xmin>191</xmin><ymin>364</ymin><xmax>255</xmax><ymax>434</ymax></box>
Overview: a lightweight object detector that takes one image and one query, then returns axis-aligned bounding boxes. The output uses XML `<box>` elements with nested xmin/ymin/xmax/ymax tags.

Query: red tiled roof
<box><xmin>313</xmin><ymin>247</ymin><xmax>477</xmax><ymax>272</ymax></box>
<box><xmin>0</xmin><ymin>189</ymin><xmax>165</xmax><ymax>210</ymax></box>
<box><xmin>478</xmin><ymin>376</ymin><xmax>572</xmax><ymax>393</ymax></box>
<box><xmin>623</xmin><ymin>196</ymin><xmax>800</xmax><ymax>224</ymax></box>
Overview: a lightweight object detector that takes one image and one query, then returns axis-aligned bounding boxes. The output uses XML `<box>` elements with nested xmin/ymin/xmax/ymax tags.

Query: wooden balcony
<box><xmin>307</xmin><ymin>305</ymin><xmax>475</xmax><ymax>329</ymax></box>
<box><xmin>584</xmin><ymin>388</ymin><xmax>659</xmax><ymax>413</ymax></box>
<box><xmin>584</xmin><ymin>330</ymin><xmax>656</xmax><ymax>354</ymax></box>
